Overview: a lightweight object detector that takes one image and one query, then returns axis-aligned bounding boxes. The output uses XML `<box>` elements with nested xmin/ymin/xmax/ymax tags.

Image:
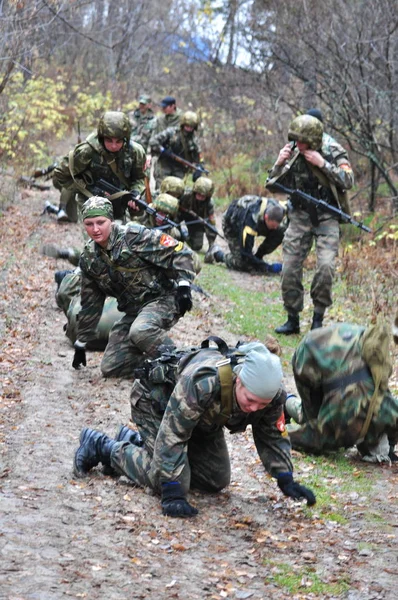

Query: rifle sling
<box><xmin>68</xmin><ymin>150</ymin><xmax>131</xmax><ymax>202</ymax></box>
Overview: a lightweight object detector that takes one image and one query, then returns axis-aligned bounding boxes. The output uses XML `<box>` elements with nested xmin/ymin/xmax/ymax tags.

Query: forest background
<box><xmin>1</xmin><ymin>2</ymin><xmax>398</xmax><ymax>598</ymax></box>
<box><xmin>1</xmin><ymin>0</ymin><xmax>397</xmax><ymax>316</ymax></box>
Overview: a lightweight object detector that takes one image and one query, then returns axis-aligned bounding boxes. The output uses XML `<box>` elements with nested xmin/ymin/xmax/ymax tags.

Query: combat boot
<box><xmin>115</xmin><ymin>425</ymin><xmax>143</xmax><ymax>447</ymax></box>
<box><xmin>311</xmin><ymin>312</ymin><xmax>324</xmax><ymax>330</ymax></box>
<box><xmin>57</xmin><ymin>208</ymin><xmax>70</xmax><ymax>222</ymax></box>
<box><xmin>43</xmin><ymin>200</ymin><xmax>59</xmax><ymax>216</ymax></box>
<box><xmin>54</xmin><ymin>269</ymin><xmax>73</xmax><ymax>291</ymax></box>
<box><xmin>41</xmin><ymin>243</ymin><xmax>76</xmax><ymax>262</ymax></box>
<box><xmin>204</xmin><ymin>244</ymin><xmax>225</xmax><ymax>264</ymax></box>
<box><xmin>73</xmin><ymin>428</ymin><xmax>117</xmax><ymax>477</ymax></box>
<box><xmin>275</xmin><ymin>314</ymin><xmax>300</xmax><ymax>335</ymax></box>
<box><xmin>102</xmin><ymin>425</ymin><xmax>144</xmax><ymax>476</ymax></box>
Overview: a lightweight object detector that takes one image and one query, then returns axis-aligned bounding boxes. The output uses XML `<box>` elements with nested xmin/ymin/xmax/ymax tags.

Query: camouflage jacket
<box><xmin>178</xmin><ymin>188</ymin><xmax>215</xmax><ymax>224</ymax></box>
<box><xmin>149</xmin><ymin>127</ymin><xmax>200</xmax><ymax>170</ymax></box>
<box><xmin>268</xmin><ymin>134</ymin><xmax>354</xmax><ymax>214</ymax></box>
<box><xmin>146</xmin><ymin>347</ymin><xmax>292</xmax><ymax>485</ymax></box>
<box><xmin>130</xmin><ymin>108</ymin><xmax>156</xmax><ymax>150</ymax></box>
<box><xmin>77</xmin><ymin>222</ymin><xmax>196</xmax><ymax>343</ymax></box>
<box><xmin>290</xmin><ymin>323</ymin><xmax>398</xmax><ymax>451</ymax></box>
<box><xmin>52</xmin><ymin>133</ymin><xmax>146</xmax><ymax>197</ymax></box>
<box><xmin>153</xmin><ymin>109</ymin><xmax>182</xmax><ymax>135</ymax></box>
<box><xmin>223</xmin><ymin>196</ymin><xmax>283</xmax><ymax>258</ymax></box>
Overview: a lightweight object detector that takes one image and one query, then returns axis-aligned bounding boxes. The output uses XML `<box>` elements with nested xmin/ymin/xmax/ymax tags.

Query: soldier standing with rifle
<box><xmin>52</xmin><ymin>111</ymin><xmax>146</xmax><ymax>222</ymax></box>
<box><xmin>149</xmin><ymin>111</ymin><xmax>204</xmax><ymax>189</ymax></box>
<box><xmin>267</xmin><ymin>114</ymin><xmax>354</xmax><ymax>334</ymax></box>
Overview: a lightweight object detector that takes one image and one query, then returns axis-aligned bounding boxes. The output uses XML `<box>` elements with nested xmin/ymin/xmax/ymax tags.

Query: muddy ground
<box><xmin>1</xmin><ymin>186</ymin><xmax>397</xmax><ymax>600</ymax></box>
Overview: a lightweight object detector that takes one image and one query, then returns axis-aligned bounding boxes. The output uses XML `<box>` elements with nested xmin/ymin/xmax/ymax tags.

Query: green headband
<box><xmin>82</xmin><ymin>196</ymin><xmax>114</xmax><ymax>220</ymax></box>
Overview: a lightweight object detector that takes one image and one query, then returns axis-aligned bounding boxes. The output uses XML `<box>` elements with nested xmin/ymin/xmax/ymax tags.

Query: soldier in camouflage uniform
<box><xmin>153</xmin><ymin>96</ymin><xmax>182</xmax><ymax>135</ymax></box>
<box><xmin>53</xmin><ymin>111</ymin><xmax>146</xmax><ymax>222</ymax></box>
<box><xmin>267</xmin><ymin>114</ymin><xmax>354</xmax><ymax>334</ymax></box>
<box><xmin>177</xmin><ymin>176</ymin><xmax>217</xmax><ymax>251</ymax></box>
<box><xmin>71</xmin><ymin>197</ymin><xmax>196</xmax><ymax>378</ymax></box>
<box><xmin>73</xmin><ymin>340</ymin><xmax>316</xmax><ymax>517</ymax></box>
<box><xmin>129</xmin><ymin>95</ymin><xmax>156</xmax><ymax>152</ymax></box>
<box><xmin>206</xmin><ymin>196</ymin><xmax>285</xmax><ymax>273</ymax></box>
<box><xmin>149</xmin><ymin>111</ymin><xmax>202</xmax><ymax>189</ymax></box>
<box><xmin>285</xmin><ymin>323</ymin><xmax>398</xmax><ymax>461</ymax></box>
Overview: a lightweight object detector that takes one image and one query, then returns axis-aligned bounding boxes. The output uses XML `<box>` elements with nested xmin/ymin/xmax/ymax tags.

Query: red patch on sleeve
<box><xmin>340</xmin><ymin>163</ymin><xmax>352</xmax><ymax>172</ymax></box>
<box><xmin>159</xmin><ymin>233</ymin><xmax>176</xmax><ymax>247</ymax></box>
<box><xmin>276</xmin><ymin>412</ymin><xmax>285</xmax><ymax>432</ymax></box>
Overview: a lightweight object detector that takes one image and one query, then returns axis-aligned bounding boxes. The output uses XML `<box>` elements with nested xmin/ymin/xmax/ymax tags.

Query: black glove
<box><xmin>176</xmin><ymin>281</ymin><xmax>192</xmax><ymax>316</ymax></box>
<box><xmin>160</xmin><ymin>147</ymin><xmax>172</xmax><ymax>158</ymax></box>
<box><xmin>72</xmin><ymin>341</ymin><xmax>86</xmax><ymax>370</ymax></box>
<box><xmin>192</xmin><ymin>168</ymin><xmax>203</xmax><ymax>182</ymax></box>
<box><xmin>161</xmin><ymin>482</ymin><xmax>198</xmax><ymax>517</ymax></box>
<box><xmin>277</xmin><ymin>472</ymin><xmax>316</xmax><ymax>506</ymax></box>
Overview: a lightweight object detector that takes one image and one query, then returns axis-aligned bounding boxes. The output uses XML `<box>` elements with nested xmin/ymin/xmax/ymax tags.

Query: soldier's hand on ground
<box><xmin>72</xmin><ymin>341</ymin><xmax>87</xmax><ymax>370</ymax></box>
<box><xmin>176</xmin><ymin>281</ymin><xmax>192</xmax><ymax>316</ymax></box>
<box><xmin>161</xmin><ymin>482</ymin><xmax>198</xmax><ymax>518</ymax></box>
<box><xmin>277</xmin><ymin>472</ymin><xmax>316</xmax><ymax>506</ymax></box>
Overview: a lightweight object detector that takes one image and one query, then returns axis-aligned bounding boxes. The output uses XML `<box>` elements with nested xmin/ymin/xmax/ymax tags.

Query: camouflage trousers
<box><xmin>56</xmin><ymin>269</ymin><xmax>82</xmax><ymax>314</ymax></box>
<box><xmin>281</xmin><ymin>210</ymin><xmax>340</xmax><ymax>314</ymax></box>
<box><xmin>289</xmin><ymin>358</ymin><xmax>398</xmax><ymax>454</ymax></box>
<box><xmin>110</xmin><ymin>378</ymin><xmax>231</xmax><ymax>495</ymax></box>
<box><xmin>186</xmin><ymin>223</ymin><xmax>216</xmax><ymax>252</ymax></box>
<box><xmin>100</xmin><ymin>295</ymin><xmax>179</xmax><ymax>378</ymax></box>
<box><xmin>223</xmin><ymin>228</ymin><xmax>284</xmax><ymax>272</ymax></box>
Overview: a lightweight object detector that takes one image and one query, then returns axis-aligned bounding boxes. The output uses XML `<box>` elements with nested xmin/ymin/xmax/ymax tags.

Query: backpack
<box><xmin>133</xmin><ymin>336</ymin><xmax>246</xmax><ymax>422</ymax></box>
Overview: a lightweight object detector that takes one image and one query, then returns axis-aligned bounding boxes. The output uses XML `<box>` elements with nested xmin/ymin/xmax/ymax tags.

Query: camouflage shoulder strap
<box><xmin>309</xmin><ymin>164</ymin><xmax>352</xmax><ymax>216</ymax></box>
<box><xmin>358</xmin><ymin>317</ymin><xmax>393</xmax><ymax>441</ymax></box>
<box><xmin>215</xmin><ymin>357</ymin><xmax>234</xmax><ymax>425</ymax></box>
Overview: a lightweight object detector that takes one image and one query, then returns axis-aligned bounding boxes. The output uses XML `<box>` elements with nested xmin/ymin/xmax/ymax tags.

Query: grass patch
<box><xmin>264</xmin><ymin>560</ymin><xmax>351</xmax><ymax>595</ymax></box>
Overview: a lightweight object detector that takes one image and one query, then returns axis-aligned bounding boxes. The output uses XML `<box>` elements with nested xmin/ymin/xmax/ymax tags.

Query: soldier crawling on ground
<box><xmin>285</xmin><ymin>321</ymin><xmax>398</xmax><ymax>463</ymax></box>
<box><xmin>73</xmin><ymin>337</ymin><xmax>316</xmax><ymax>517</ymax></box>
<box><xmin>69</xmin><ymin>196</ymin><xmax>196</xmax><ymax>379</ymax></box>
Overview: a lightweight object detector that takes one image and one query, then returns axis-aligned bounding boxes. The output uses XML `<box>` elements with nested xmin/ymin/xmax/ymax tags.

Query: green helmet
<box><xmin>180</xmin><ymin>111</ymin><xmax>199</xmax><ymax>129</ymax></box>
<box><xmin>160</xmin><ymin>176</ymin><xmax>185</xmax><ymax>198</ymax></box>
<box><xmin>97</xmin><ymin>111</ymin><xmax>132</xmax><ymax>141</ymax></box>
<box><xmin>153</xmin><ymin>193</ymin><xmax>179</xmax><ymax>217</ymax></box>
<box><xmin>288</xmin><ymin>114</ymin><xmax>323</xmax><ymax>150</ymax></box>
<box><xmin>193</xmin><ymin>176</ymin><xmax>214</xmax><ymax>197</ymax></box>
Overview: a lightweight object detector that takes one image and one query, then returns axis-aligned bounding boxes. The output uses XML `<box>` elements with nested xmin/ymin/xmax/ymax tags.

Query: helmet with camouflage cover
<box><xmin>180</xmin><ymin>111</ymin><xmax>199</xmax><ymax>130</ymax></box>
<box><xmin>97</xmin><ymin>111</ymin><xmax>132</xmax><ymax>142</ymax></box>
<box><xmin>288</xmin><ymin>114</ymin><xmax>323</xmax><ymax>150</ymax></box>
<box><xmin>153</xmin><ymin>193</ymin><xmax>179</xmax><ymax>217</ymax></box>
<box><xmin>160</xmin><ymin>176</ymin><xmax>185</xmax><ymax>198</ymax></box>
<box><xmin>193</xmin><ymin>176</ymin><xmax>214</xmax><ymax>197</ymax></box>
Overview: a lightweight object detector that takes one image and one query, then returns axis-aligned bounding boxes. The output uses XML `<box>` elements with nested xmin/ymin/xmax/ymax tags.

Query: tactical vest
<box><xmin>134</xmin><ymin>336</ymin><xmax>246</xmax><ymax>425</ymax></box>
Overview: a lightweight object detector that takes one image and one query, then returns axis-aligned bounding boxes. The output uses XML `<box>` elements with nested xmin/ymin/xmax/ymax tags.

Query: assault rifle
<box><xmin>96</xmin><ymin>178</ymin><xmax>181</xmax><ymax>231</ymax></box>
<box><xmin>266</xmin><ymin>181</ymin><xmax>372</xmax><ymax>233</ymax></box>
<box><xmin>18</xmin><ymin>162</ymin><xmax>58</xmax><ymax>191</ymax></box>
<box><xmin>179</xmin><ymin>207</ymin><xmax>225</xmax><ymax>240</ymax></box>
<box><xmin>160</xmin><ymin>147</ymin><xmax>209</xmax><ymax>176</ymax></box>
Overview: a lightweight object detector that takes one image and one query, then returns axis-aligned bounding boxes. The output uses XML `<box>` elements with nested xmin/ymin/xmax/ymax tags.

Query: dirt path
<box><xmin>1</xmin><ymin>188</ymin><xmax>397</xmax><ymax>599</ymax></box>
